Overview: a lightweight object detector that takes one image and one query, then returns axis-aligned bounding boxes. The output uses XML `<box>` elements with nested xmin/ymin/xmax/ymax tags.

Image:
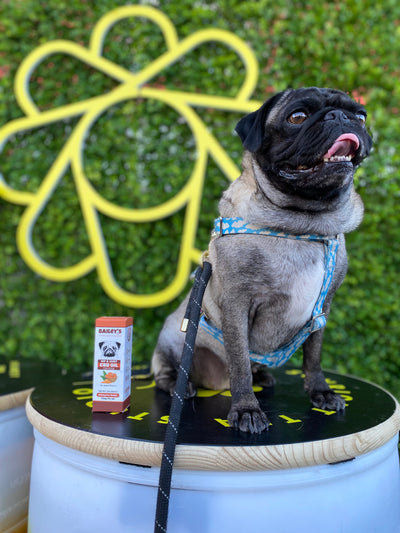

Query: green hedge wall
<box><xmin>1</xmin><ymin>0</ymin><xmax>400</xmax><ymax>397</ymax></box>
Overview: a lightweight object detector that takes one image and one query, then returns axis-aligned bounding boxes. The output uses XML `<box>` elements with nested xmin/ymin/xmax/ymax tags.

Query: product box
<box><xmin>92</xmin><ymin>317</ymin><xmax>133</xmax><ymax>413</ymax></box>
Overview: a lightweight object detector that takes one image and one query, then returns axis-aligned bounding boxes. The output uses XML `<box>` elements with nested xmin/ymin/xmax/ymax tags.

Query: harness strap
<box><xmin>213</xmin><ymin>216</ymin><xmax>337</xmax><ymax>242</ymax></box>
<box><xmin>200</xmin><ymin>217</ymin><xmax>339</xmax><ymax>367</ymax></box>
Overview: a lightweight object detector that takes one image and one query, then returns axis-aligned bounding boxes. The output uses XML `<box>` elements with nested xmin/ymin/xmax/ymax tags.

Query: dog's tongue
<box><xmin>323</xmin><ymin>133</ymin><xmax>360</xmax><ymax>159</ymax></box>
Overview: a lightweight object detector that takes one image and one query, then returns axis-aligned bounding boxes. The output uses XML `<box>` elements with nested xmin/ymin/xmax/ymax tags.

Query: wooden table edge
<box><xmin>0</xmin><ymin>388</ymin><xmax>34</xmax><ymax>412</ymax></box>
<box><xmin>25</xmin><ymin>391</ymin><xmax>400</xmax><ymax>472</ymax></box>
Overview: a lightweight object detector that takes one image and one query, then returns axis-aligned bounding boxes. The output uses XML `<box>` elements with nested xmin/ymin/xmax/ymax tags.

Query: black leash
<box><xmin>154</xmin><ymin>260</ymin><xmax>212</xmax><ymax>533</ymax></box>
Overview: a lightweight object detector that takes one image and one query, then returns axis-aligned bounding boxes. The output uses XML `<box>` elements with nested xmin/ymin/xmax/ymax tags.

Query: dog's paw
<box><xmin>228</xmin><ymin>406</ymin><xmax>270</xmax><ymax>434</ymax></box>
<box><xmin>310</xmin><ymin>390</ymin><xmax>346</xmax><ymax>411</ymax></box>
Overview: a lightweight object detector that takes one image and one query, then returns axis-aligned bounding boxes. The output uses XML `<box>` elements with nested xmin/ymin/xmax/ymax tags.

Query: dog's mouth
<box><xmin>322</xmin><ymin>133</ymin><xmax>360</xmax><ymax>164</ymax></box>
<box><xmin>279</xmin><ymin>133</ymin><xmax>360</xmax><ymax>177</ymax></box>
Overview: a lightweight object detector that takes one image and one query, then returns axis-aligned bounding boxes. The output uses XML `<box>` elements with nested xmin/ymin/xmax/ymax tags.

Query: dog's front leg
<box><xmin>302</xmin><ymin>329</ymin><xmax>346</xmax><ymax>411</ymax></box>
<box><xmin>221</xmin><ymin>310</ymin><xmax>269</xmax><ymax>433</ymax></box>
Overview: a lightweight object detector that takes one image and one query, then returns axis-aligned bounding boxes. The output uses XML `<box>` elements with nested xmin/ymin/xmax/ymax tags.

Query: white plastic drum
<box><xmin>0</xmin><ymin>405</ymin><xmax>34</xmax><ymax>533</ymax></box>
<box><xmin>27</xmin><ymin>430</ymin><xmax>400</xmax><ymax>533</ymax></box>
<box><xmin>0</xmin><ymin>360</ymin><xmax>35</xmax><ymax>533</ymax></box>
<box><xmin>26</xmin><ymin>369</ymin><xmax>400</xmax><ymax>533</ymax></box>
<box><xmin>0</xmin><ymin>359</ymin><xmax>67</xmax><ymax>533</ymax></box>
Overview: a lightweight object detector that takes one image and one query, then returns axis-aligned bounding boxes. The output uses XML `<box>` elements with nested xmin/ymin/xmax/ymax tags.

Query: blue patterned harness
<box><xmin>199</xmin><ymin>217</ymin><xmax>339</xmax><ymax>367</ymax></box>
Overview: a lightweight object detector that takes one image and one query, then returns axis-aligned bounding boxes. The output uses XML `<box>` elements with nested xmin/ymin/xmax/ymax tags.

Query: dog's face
<box><xmin>236</xmin><ymin>87</ymin><xmax>373</xmax><ymax>203</ymax></box>
<box><xmin>99</xmin><ymin>341</ymin><xmax>121</xmax><ymax>357</ymax></box>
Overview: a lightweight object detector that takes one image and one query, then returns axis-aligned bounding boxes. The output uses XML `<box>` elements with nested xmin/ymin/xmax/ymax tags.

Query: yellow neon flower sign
<box><xmin>0</xmin><ymin>6</ymin><xmax>262</xmax><ymax>308</ymax></box>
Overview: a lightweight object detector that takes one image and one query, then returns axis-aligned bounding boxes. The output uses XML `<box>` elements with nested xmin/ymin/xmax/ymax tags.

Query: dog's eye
<box><xmin>356</xmin><ymin>113</ymin><xmax>367</xmax><ymax>126</ymax></box>
<box><xmin>288</xmin><ymin>111</ymin><xmax>308</xmax><ymax>124</ymax></box>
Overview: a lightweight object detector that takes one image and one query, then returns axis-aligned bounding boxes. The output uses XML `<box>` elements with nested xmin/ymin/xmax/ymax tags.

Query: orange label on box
<box><xmin>98</xmin><ymin>359</ymin><xmax>121</xmax><ymax>370</ymax></box>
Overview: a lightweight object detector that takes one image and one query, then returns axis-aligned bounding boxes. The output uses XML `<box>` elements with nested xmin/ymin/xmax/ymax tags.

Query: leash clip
<box><xmin>180</xmin><ymin>318</ymin><xmax>189</xmax><ymax>333</ymax></box>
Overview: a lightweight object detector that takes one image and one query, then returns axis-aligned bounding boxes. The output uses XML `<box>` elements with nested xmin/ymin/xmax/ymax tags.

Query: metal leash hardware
<box><xmin>154</xmin><ymin>260</ymin><xmax>212</xmax><ymax>533</ymax></box>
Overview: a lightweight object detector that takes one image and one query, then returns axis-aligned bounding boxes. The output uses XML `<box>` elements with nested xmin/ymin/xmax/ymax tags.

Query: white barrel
<box><xmin>0</xmin><ymin>359</ymin><xmax>67</xmax><ymax>533</ymax></box>
<box><xmin>28</xmin><ymin>429</ymin><xmax>400</xmax><ymax>533</ymax></box>
<box><xmin>0</xmin><ymin>405</ymin><xmax>34</xmax><ymax>533</ymax></box>
<box><xmin>26</xmin><ymin>369</ymin><xmax>400</xmax><ymax>533</ymax></box>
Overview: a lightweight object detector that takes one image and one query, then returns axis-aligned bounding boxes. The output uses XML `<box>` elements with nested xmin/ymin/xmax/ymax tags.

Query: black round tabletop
<box><xmin>0</xmin><ymin>358</ymin><xmax>67</xmax><ymax>410</ymax></box>
<box><xmin>28</xmin><ymin>366</ymin><xmax>398</xmax><ymax>448</ymax></box>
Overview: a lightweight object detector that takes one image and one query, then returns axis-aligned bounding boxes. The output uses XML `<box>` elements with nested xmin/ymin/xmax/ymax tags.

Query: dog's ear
<box><xmin>99</xmin><ymin>342</ymin><xmax>104</xmax><ymax>349</ymax></box>
<box><xmin>116</xmin><ymin>342</ymin><xmax>121</xmax><ymax>349</ymax></box>
<box><xmin>235</xmin><ymin>91</ymin><xmax>289</xmax><ymax>152</ymax></box>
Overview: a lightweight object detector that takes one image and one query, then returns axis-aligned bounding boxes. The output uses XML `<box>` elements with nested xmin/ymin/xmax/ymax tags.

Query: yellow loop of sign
<box><xmin>0</xmin><ymin>6</ymin><xmax>262</xmax><ymax>308</ymax></box>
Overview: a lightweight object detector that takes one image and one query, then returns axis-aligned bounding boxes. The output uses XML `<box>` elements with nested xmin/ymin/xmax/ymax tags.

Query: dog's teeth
<box><xmin>323</xmin><ymin>155</ymin><xmax>352</xmax><ymax>163</ymax></box>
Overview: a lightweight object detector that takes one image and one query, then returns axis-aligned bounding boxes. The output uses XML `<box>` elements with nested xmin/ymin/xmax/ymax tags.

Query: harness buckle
<box><xmin>210</xmin><ymin>217</ymin><xmax>223</xmax><ymax>239</ymax></box>
<box><xmin>218</xmin><ymin>216</ymin><xmax>223</xmax><ymax>236</ymax></box>
<box><xmin>310</xmin><ymin>313</ymin><xmax>326</xmax><ymax>332</ymax></box>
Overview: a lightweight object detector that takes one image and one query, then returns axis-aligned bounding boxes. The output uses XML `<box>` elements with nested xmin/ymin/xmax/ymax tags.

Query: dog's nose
<box><xmin>324</xmin><ymin>110</ymin><xmax>349</xmax><ymax>122</ymax></box>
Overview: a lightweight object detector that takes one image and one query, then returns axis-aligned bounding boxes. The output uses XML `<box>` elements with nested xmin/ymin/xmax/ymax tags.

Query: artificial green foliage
<box><xmin>1</xmin><ymin>0</ymin><xmax>400</xmax><ymax>397</ymax></box>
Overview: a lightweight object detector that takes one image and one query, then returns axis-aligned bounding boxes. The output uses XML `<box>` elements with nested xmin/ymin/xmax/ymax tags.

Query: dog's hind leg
<box><xmin>251</xmin><ymin>362</ymin><xmax>276</xmax><ymax>387</ymax></box>
<box><xmin>152</xmin><ymin>348</ymin><xmax>178</xmax><ymax>395</ymax></box>
<box><xmin>152</xmin><ymin>347</ymin><xmax>197</xmax><ymax>398</ymax></box>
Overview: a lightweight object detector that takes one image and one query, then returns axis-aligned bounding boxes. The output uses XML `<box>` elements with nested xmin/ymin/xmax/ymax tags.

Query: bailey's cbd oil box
<box><xmin>92</xmin><ymin>317</ymin><xmax>133</xmax><ymax>412</ymax></box>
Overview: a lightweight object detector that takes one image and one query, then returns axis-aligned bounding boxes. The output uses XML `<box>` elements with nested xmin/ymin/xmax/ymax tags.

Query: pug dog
<box><xmin>99</xmin><ymin>341</ymin><xmax>121</xmax><ymax>358</ymax></box>
<box><xmin>152</xmin><ymin>87</ymin><xmax>372</xmax><ymax>433</ymax></box>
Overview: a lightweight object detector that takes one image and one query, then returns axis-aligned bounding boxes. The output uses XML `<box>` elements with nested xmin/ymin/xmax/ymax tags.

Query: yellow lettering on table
<box><xmin>127</xmin><ymin>411</ymin><xmax>150</xmax><ymax>421</ymax></box>
<box><xmin>157</xmin><ymin>415</ymin><xmax>169</xmax><ymax>424</ymax></box>
<box><xmin>285</xmin><ymin>369</ymin><xmax>304</xmax><ymax>377</ymax></box>
<box><xmin>196</xmin><ymin>389</ymin><xmax>221</xmax><ymax>398</ymax></box>
<box><xmin>326</xmin><ymin>378</ymin><xmax>340</xmax><ymax>385</ymax></box>
<box><xmin>279</xmin><ymin>415</ymin><xmax>302</xmax><ymax>424</ymax></box>
<box><xmin>9</xmin><ymin>361</ymin><xmax>21</xmax><ymax>379</ymax></box>
<box><xmin>329</xmin><ymin>384</ymin><xmax>352</xmax><ymax>394</ymax></box>
<box><xmin>340</xmin><ymin>395</ymin><xmax>353</xmax><ymax>402</ymax></box>
<box><xmin>110</xmin><ymin>407</ymin><xmax>130</xmax><ymax>415</ymax></box>
<box><xmin>324</xmin><ymin>381</ymin><xmax>353</xmax><ymax>403</ymax></box>
<box><xmin>72</xmin><ymin>387</ymin><xmax>93</xmax><ymax>396</ymax></box>
<box><xmin>214</xmin><ymin>418</ymin><xmax>231</xmax><ymax>428</ymax></box>
<box><xmin>135</xmin><ymin>380</ymin><xmax>156</xmax><ymax>390</ymax></box>
<box><xmin>312</xmin><ymin>408</ymin><xmax>336</xmax><ymax>416</ymax></box>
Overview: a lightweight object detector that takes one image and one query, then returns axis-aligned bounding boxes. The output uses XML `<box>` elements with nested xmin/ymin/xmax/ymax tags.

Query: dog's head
<box><xmin>236</xmin><ymin>87</ymin><xmax>372</xmax><ymax>203</ymax></box>
<box><xmin>99</xmin><ymin>341</ymin><xmax>121</xmax><ymax>357</ymax></box>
